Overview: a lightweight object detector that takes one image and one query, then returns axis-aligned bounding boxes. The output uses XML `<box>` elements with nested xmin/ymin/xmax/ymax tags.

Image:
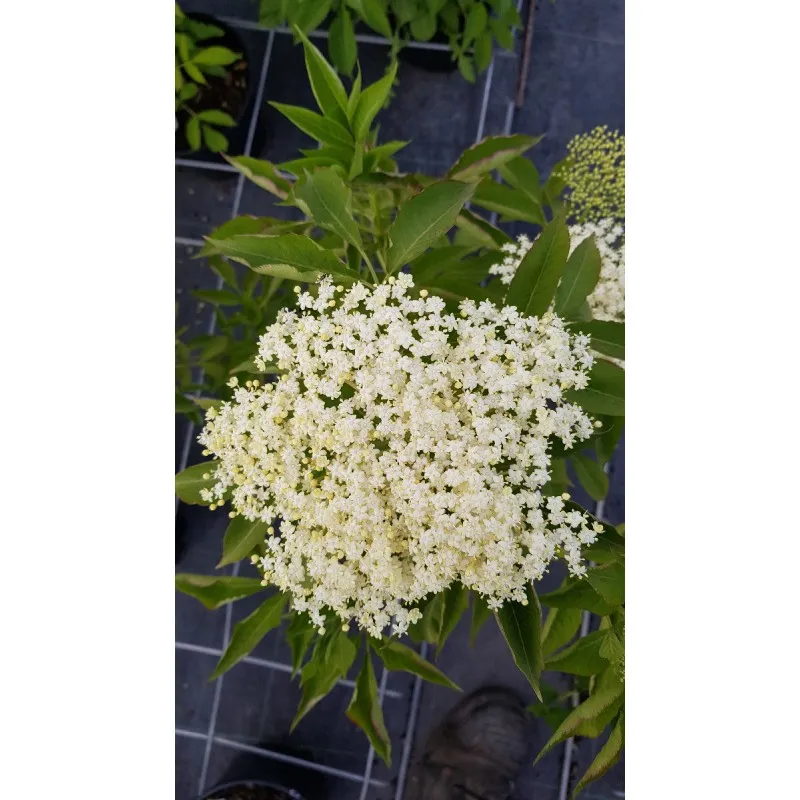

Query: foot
<box><xmin>406</xmin><ymin>687</ymin><xmax>532</xmax><ymax>800</ymax></box>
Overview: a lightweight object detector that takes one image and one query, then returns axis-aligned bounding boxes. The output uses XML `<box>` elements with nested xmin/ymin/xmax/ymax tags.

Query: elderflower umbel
<box><xmin>489</xmin><ymin>222</ymin><xmax>625</xmax><ymax>323</ymax></box>
<box><xmin>199</xmin><ymin>274</ymin><xmax>599</xmax><ymax>637</ymax></box>
<box><xmin>559</xmin><ymin>126</ymin><xmax>625</xmax><ymax>223</ymax></box>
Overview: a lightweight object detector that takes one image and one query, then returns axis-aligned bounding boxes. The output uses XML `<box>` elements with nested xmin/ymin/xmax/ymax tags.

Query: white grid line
<box><xmin>218</xmin><ymin>15</ymin><xmax>518</xmax><ymax>58</ymax></box>
<box><xmin>175</xmin><ymin>640</ymin><xmax>403</xmax><ymax>699</ymax></box>
<box><xmin>175</xmin><ymin>236</ymin><xmax>204</xmax><ymax>248</ymax></box>
<box><xmin>177</xmin><ymin>728</ymin><xmax>390</xmax><ymax>787</ymax></box>
<box><xmin>175</xmin><ymin>157</ymin><xmax>239</xmax><ymax>173</ymax></box>
<box><xmin>198</xmin><ymin>562</ymin><xmax>241</xmax><ymax>793</ymax></box>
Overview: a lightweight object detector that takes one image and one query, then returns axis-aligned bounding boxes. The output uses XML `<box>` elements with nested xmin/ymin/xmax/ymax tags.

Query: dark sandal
<box><xmin>405</xmin><ymin>687</ymin><xmax>532</xmax><ymax>800</ymax></box>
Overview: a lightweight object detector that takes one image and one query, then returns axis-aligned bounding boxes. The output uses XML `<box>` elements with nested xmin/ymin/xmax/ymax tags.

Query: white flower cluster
<box><xmin>489</xmin><ymin>221</ymin><xmax>625</xmax><ymax>322</ymax></box>
<box><xmin>198</xmin><ymin>274</ymin><xmax>602</xmax><ymax>637</ymax></box>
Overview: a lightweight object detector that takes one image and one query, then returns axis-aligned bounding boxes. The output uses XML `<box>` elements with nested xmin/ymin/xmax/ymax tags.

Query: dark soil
<box><xmin>175</xmin><ymin>15</ymin><xmax>249</xmax><ymax>153</ymax></box>
<box><xmin>186</xmin><ymin>58</ymin><xmax>248</xmax><ymax>119</ymax></box>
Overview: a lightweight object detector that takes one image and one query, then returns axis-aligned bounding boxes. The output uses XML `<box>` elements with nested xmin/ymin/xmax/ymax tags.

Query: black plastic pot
<box><xmin>176</xmin><ymin>14</ymin><xmax>268</xmax><ymax>165</ymax></box>
<box><xmin>200</xmin><ymin>780</ymin><xmax>306</xmax><ymax>800</ymax></box>
<box><xmin>195</xmin><ymin>743</ymin><xmax>326</xmax><ymax>800</ymax></box>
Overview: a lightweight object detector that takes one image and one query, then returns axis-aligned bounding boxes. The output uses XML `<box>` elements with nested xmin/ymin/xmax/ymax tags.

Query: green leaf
<box><xmin>505</xmin><ymin>215</ymin><xmax>570</xmax><ymax>317</ymax></box>
<box><xmin>280</xmin><ymin>155</ymin><xmax>341</xmax><ymax>175</ymax></box>
<box><xmin>571</xmin><ymin>452</ymin><xmax>608</xmax><ymax>502</ymax></box>
<box><xmin>199</xmin><ymin>216</ymin><xmax>304</xmax><ymax>257</ymax></box>
<box><xmin>202</xmin><ymin>125</ymin><xmax>229</xmax><ymax>153</ymax></box>
<box><xmin>490</xmin><ymin>16</ymin><xmax>514</xmax><ymax>50</ymax></box>
<box><xmin>586</xmin><ymin>561</ymin><xmax>625</xmax><ymax>607</ymax></box>
<box><xmin>471</xmin><ymin>178</ymin><xmax>545</xmax><ymax>224</ymax></box>
<box><xmin>175</xmin><ymin>573</ymin><xmax>266</xmax><ymax>610</ymax></box>
<box><xmin>193</xmin><ymin>46</ymin><xmax>240</xmax><ymax>66</ymax></box>
<box><xmin>594</xmin><ymin>415</ymin><xmax>624</xmax><ymax>465</ymax></box>
<box><xmin>286</xmin><ymin>612</ymin><xmax>317</xmax><ymax>676</ymax></box>
<box><xmin>438</xmin><ymin>582</ymin><xmax>470</xmax><ymax>655</ymax></box>
<box><xmin>295</xmin><ymin>27</ymin><xmax>349</xmax><ymax>126</ymax></box>
<box><xmin>293</xmin><ymin>632</ymin><xmax>358</xmax><ymax>729</ymax></box>
<box><xmin>292</xmin><ymin>0</ymin><xmax>332</xmax><ymax>34</ymax></box>
<box><xmin>206</xmin><ymin>233</ymin><xmax>355</xmax><ymax>281</ymax></box>
<box><xmin>218</xmin><ymin>516</ymin><xmax>269</xmax><ymax>568</ymax></box>
<box><xmin>349</xmin><ymin>140</ymin><xmax>364</xmax><ymax>179</ymax></box>
<box><xmin>178</xmin><ymin>82</ymin><xmax>199</xmax><ymax>102</ymax></box>
<box><xmin>497</xmin><ymin>155</ymin><xmax>542</xmax><ymax>203</ymax></box>
<box><xmin>175</xmin><ymin>461</ymin><xmax>218</xmax><ymax>505</ymax></box>
<box><xmin>387</xmin><ymin>181</ymin><xmax>476</xmax><ymax>271</ymax></box>
<box><xmin>411</xmin><ymin>245</ymin><xmax>475</xmax><ymax>284</ymax></box>
<box><xmin>363</xmin><ymin>140</ymin><xmax>408</xmax><ymax>172</ymax></box>
<box><xmin>206</xmin><ymin>254</ymin><xmax>239</xmax><ymax>288</ymax></box>
<box><xmin>535</xmin><ymin>671</ymin><xmax>624</xmax><ymax>763</ymax></box>
<box><xmin>545</xmin><ymin>630</ymin><xmax>608</xmax><ymax>676</ymax></box>
<box><xmin>582</xmin><ymin>531</ymin><xmax>625</xmax><ymax>566</ymax></box>
<box><xmin>258</xmin><ymin>0</ymin><xmax>288</xmax><ymax>27</ymax></box>
<box><xmin>554</xmin><ymin>237</ymin><xmax>602</xmax><ymax>318</ymax></box>
<box><xmin>458</xmin><ymin>55</ymin><xmax>476</xmax><ymax>83</ymax></box>
<box><xmin>329</xmin><ymin>7</ymin><xmax>357</xmax><ymax>76</ymax></box>
<box><xmin>495</xmin><ymin>583</ymin><xmax>544</xmax><ymax>701</ymax></box>
<box><xmin>463</xmin><ymin>2</ymin><xmax>488</xmax><ymax>45</ymax></box>
<box><xmin>448</xmin><ymin>134</ymin><xmax>542</xmax><ymax>182</ymax></box>
<box><xmin>185</xmin><ymin>20</ymin><xmax>225</xmax><ymax>40</ymax></box>
<box><xmin>185</xmin><ymin>115</ymin><xmax>202</xmax><ymax>151</ymax></box>
<box><xmin>355</xmin><ymin>0</ymin><xmax>394</xmax><ymax>38</ymax></box>
<box><xmin>469</xmin><ymin>593</ymin><xmax>493</xmax><ymax>646</ymax></box>
<box><xmin>542</xmin><ymin>168</ymin><xmax>567</xmax><ymax>217</ymax></box>
<box><xmin>183</xmin><ymin>59</ymin><xmax>207</xmax><ymax>85</ymax></box>
<box><xmin>300</xmin><ymin>143</ymin><xmax>355</xmax><ymax>164</ymax></box>
<box><xmin>566</xmin><ymin>359</ymin><xmax>625</xmax><ymax>416</ymax></box>
<box><xmin>407</xmin><ymin>593</ymin><xmax>445</xmax><ymax>645</ymax></box>
<box><xmin>571</xmin><ymin>321</ymin><xmax>625</xmax><ymax>362</ymax></box>
<box><xmin>224</xmin><ymin>155</ymin><xmax>292</xmax><ymax>199</ymax></box>
<box><xmin>346</xmin><ymin>66</ymin><xmax>362</xmax><ymax>124</ymax></box>
<box><xmin>541</xmin><ymin>607</ymin><xmax>582</xmax><ymax>656</ymax></box>
<box><xmin>419</xmin><ymin>252</ymin><xmax>501</xmax><ymax>302</ymax></box>
<box><xmin>454</xmin><ymin>208</ymin><xmax>512</xmax><ymax>248</ymax></box>
<box><xmin>346</xmin><ymin>651</ymin><xmax>392</xmax><ymax>765</ymax></box>
<box><xmin>539</xmin><ymin>578</ymin><xmax>617</xmax><ymax>617</ymax></box>
<box><xmin>211</xmin><ymin>592</ymin><xmax>288</xmax><ymax>678</ymax></box>
<box><xmin>295</xmin><ymin>168</ymin><xmax>364</xmax><ymax>252</ymax></box>
<box><xmin>270</xmin><ymin>102</ymin><xmax>354</xmax><ymax>148</ymax></box>
<box><xmin>353</xmin><ymin>61</ymin><xmax>398</xmax><ymax>142</ymax></box>
<box><xmin>196</xmin><ymin>109</ymin><xmax>236</xmax><ymax>126</ymax></box>
<box><xmin>410</xmin><ymin>13</ymin><xmax>436</xmax><ymax>41</ymax></box>
<box><xmin>392</xmin><ymin>0</ymin><xmax>417</xmax><ymax>23</ymax></box>
<box><xmin>374</xmin><ymin>639</ymin><xmax>461</xmax><ymax>690</ymax></box>
<box><xmin>193</xmin><ymin>288</ymin><xmax>240</xmax><ymax>306</ymax></box>
<box><xmin>599</xmin><ymin>629</ymin><xmax>624</xmax><ymax>666</ymax></box>
<box><xmin>573</xmin><ymin>711</ymin><xmax>625</xmax><ymax>797</ymax></box>
<box><xmin>573</xmin><ymin>668</ymin><xmax>624</xmax><ymax>737</ymax></box>
<box><xmin>474</xmin><ymin>29</ymin><xmax>493</xmax><ymax>72</ymax></box>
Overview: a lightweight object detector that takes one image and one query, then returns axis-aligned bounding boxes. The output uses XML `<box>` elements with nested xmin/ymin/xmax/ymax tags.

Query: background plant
<box><xmin>255</xmin><ymin>0</ymin><xmax>521</xmax><ymax>82</ymax></box>
<box><xmin>175</xmin><ymin>3</ymin><xmax>241</xmax><ymax>152</ymax></box>
<box><xmin>175</xmin><ymin>35</ymin><xmax>624</xmax><ymax>796</ymax></box>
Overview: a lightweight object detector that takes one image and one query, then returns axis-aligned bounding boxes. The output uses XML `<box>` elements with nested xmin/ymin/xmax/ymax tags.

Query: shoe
<box><xmin>406</xmin><ymin>687</ymin><xmax>532</xmax><ymax>800</ymax></box>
